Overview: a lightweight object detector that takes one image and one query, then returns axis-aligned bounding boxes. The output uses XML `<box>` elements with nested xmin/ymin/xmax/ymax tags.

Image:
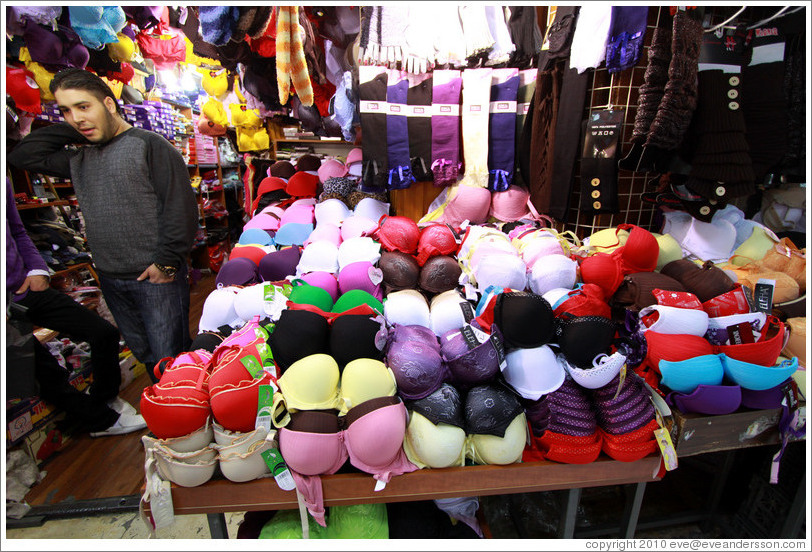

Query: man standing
<box><xmin>6</xmin><ymin>178</ymin><xmax>146</xmax><ymax>436</ymax></box>
<box><xmin>9</xmin><ymin>68</ymin><xmax>198</xmax><ymax>383</ymax></box>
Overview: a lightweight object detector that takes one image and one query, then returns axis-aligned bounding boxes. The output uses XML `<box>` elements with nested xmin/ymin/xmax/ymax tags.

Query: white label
<box><xmin>388</xmin><ymin>103</ymin><xmax>404</xmax><ymax>114</ymax></box>
<box><xmin>368</xmin><ymin>266</ymin><xmax>384</xmax><ymax>286</ymax></box>
<box><xmin>150</xmin><ymin>476</ymin><xmax>175</xmax><ymax>529</ymax></box>
<box><xmin>518</xmin><ymin>103</ymin><xmax>531</xmax><ymax>115</ymax></box>
<box><xmin>374</xmin><ymin>479</ymin><xmax>387</xmax><ymax>492</ymax></box>
<box><xmin>407</xmin><ymin>105</ymin><xmax>432</xmax><ymax>117</ymax></box>
<box><xmin>489</xmin><ymin>101</ymin><xmax>517</xmax><ymax>114</ymax></box>
<box><xmin>432</xmin><ymin>103</ymin><xmax>460</xmax><ymax>116</ymax></box>
<box><xmin>359</xmin><ymin>100</ymin><xmax>388</xmax><ymax>113</ymax></box>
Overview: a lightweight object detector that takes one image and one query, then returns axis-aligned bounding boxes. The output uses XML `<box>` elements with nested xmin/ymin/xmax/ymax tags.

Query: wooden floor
<box><xmin>23</xmin><ymin>273</ymin><xmax>218</xmax><ymax>506</ymax></box>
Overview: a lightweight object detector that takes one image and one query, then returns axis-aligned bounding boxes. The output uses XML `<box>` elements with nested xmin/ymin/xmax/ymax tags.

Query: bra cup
<box><xmin>502</xmin><ymin>345</ymin><xmax>564</xmax><ymax>400</ymax></box>
<box><xmin>638</xmin><ymin>305</ymin><xmax>710</xmax><ymax>337</ymax></box>
<box><xmin>277</xmin><ymin>354</ymin><xmax>341</xmax><ymax>411</ymax></box>
<box><xmin>344</xmin><ymin>402</ymin><xmax>409</xmax><ymax>472</ymax></box>
<box><xmin>340</xmin><ymin>359</ymin><xmax>397</xmax><ymax>412</ymax></box>
<box><xmin>473</xmin><ymin>254</ymin><xmax>528</xmax><ymax>292</ymax></box>
<box><xmin>404</xmin><ymin>412</ymin><xmax>467</xmax><ymax>469</ymax></box>
<box><xmin>528</xmin><ymin>254</ymin><xmax>578</xmax><ymax>296</ymax></box>
<box><xmin>558</xmin><ymin>317</ymin><xmax>617</xmax><ymax>369</ymax></box>
<box><xmin>579</xmin><ymin>253</ymin><xmax>624</xmax><ymax>298</ymax></box>
<box><xmin>429</xmin><ymin>290</ymin><xmax>472</xmax><ymax>337</ymax></box>
<box><xmin>467</xmin><ymin>413</ymin><xmax>527</xmax><ymax>465</ymax></box>
<box><xmin>278</xmin><ymin>429</ymin><xmax>348</xmax><ymax>475</ymax></box>
<box><xmin>384</xmin><ymin>289</ymin><xmax>431</xmax><ymax>328</ymax></box>
<box><xmin>521</xmin><ymin>237</ymin><xmax>565</xmax><ymax>268</ymax></box>
<box><xmin>386</xmin><ymin>339</ymin><xmax>445</xmax><ymax>400</ymax></box>
<box><xmin>618</xmin><ymin>226</ymin><xmax>659</xmax><ymax>274</ymax></box>
<box><xmin>445</xmin><ymin>327</ymin><xmax>503</xmax><ymax>388</ymax></box>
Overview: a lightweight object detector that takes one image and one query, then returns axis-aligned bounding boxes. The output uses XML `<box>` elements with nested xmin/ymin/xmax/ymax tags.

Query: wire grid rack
<box><xmin>561</xmin><ymin>6</ymin><xmax>664</xmax><ymax>239</ymax></box>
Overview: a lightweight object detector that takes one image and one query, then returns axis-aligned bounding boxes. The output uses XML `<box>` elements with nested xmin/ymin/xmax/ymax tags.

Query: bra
<box><xmin>471</xmin><ymin>253</ymin><xmax>527</xmax><ymax>293</ymax></box>
<box><xmin>660</xmin><ymin>259</ymin><xmax>736</xmax><ymax>303</ymax></box>
<box><xmin>403</xmin><ymin>384</ymin><xmax>466</xmax><ymax>470</ymax></box>
<box><xmin>202</xmin><ymin>97</ymin><xmax>229</xmax><ymax>127</ymax></box>
<box><xmin>705</xmin><ymin>312</ymin><xmax>768</xmax><ymax>346</ymax></box>
<box><xmin>552</xmin><ymin>283</ymin><xmax>612</xmax><ymax>319</ymax></box>
<box><xmin>230</xmin><ymin>244</ymin><xmax>272</xmax><ymax>267</ymax></box>
<box><xmin>278</xmin><ymin>396</ymin><xmax>417</xmax><ymax>525</ymax></box>
<box><xmin>315</xmin><ymin>199</ymin><xmax>351</xmax><ymax>227</ymax></box>
<box><xmin>556</xmin><ymin>315</ymin><xmax>618</xmax><ymax>370</ymax></box>
<box><xmin>258</xmin><ymin>246</ymin><xmax>301</xmax><ymax>282</ymax></box>
<box><xmin>658</xmin><ymin>354</ymin><xmax>725</xmax><ymax>394</ymax></box>
<box><xmin>385</xmin><ymin>334</ymin><xmax>447</xmax><ymax>400</ymax></box>
<box><xmin>330</xmin><ymin>314</ymin><xmax>386</xmax><ymax>368</ymax></box>
<box><xmin>440</xmin><ymin>324</ymin><xmax>506</xmax><ymax>389</ymax></box>
<box><xmin>373</xmin><ymin>215</ymin><xmax>421</xmax><ymax>254</ymax></box>
<box><xmin>341</xmin><ymin>214</ymin><xmax>379</xmax><ymax>241</ymax></box>
<box><xmin>612</xmin><ymin>224</ymin><xmax>659</xmax><ymax>274</ymax></box>
<box><xmin>429</xmin><ymin>290</ymin><xmax>475</xmax><ymax>337</ymax></box>
<box><xmin>198</xmin><ymin>286</ymin><xmax>242</xmax><ymax>333</ymax></box>
<box><xmin>493</xmin><ymin>291</ymin><xmax>555</xmax><ymax>349</ymax></box>
<box><xmin>416</xmin><ymin>224</ymin><xmax>460</xmax><ymax>266</ymax></box>
<box><xmin>337</xmin><ymin>237</ymin><xmax>382</xmax><ymax>271</ymax></box>
<box><xmin>502</xmin><ymin>345</ymin><xmax>565</xmax><ymax>400</ymax></box>
<box><xmin>352</xmin><ymin>198</ymin><xmax>390</xmax><ymax>223</ymax></box>
<box><xmin>559</xmin><ymin>349</ymin><xmax>628</xmax><ymax>390</ymax></box>
<box><xmin>419</xmin><ymin>255</ymin><xmax>462</xmax><ymax>295</ymax></box>
<box><xmin>243</xmin><ymin>213</ymin><xmax>281</xmax><ymax>232</ymax></box>
<box><xmin>215</xmin><ymin>257</ymin><xmax>260</xmax><ymax>287</ymax></box>
<box><xmin>229</xmin><ymin>103</ymin><xmax>263</xmax><ymax>128</ymax></box>
<box><xmin>297</xmin><ymin>241</ymin><xmax>340</xmax><ymax>275</ymax></box>
<box><xmin>239</xmin><ymin>228</ymin><xmax>275</xmax><ymax>247</ymax></box>
<box><xmin>268</xmin><ymin>310</ymin><xmax>331</xmax><ymax>374</ymax></box>
<box><xmin>298</xmin><ymin>271</ymin><xmax>339</xmax><ymax>302</ymax></box>
<box><xmin>666</xmin><ymin>384</ymin><xmax>742</xmax><ymax>416</ymax></box>
<box><xmin>279</xmin><ymin>204</ymin><xmax>315</xmax><ymax>227</ymax></box>
<box><xmin>638</xmin><ymin>304</ymin><xmax>710</xmax><ymax>337</ymax></box>
<box><xmin>384</xmin><ymin>289</ymin><xmax>431</xmax><ymax>329</ymax></box>
<box><xmin>200</xmin><ymin>67</ymin><xmax>229</xmax><ymax>97</ymax></box>
<box><xmin>379</xmin><ymin>251</ymin><xmax>421</xmax><ymax>292</ymax></box>
<box><xmin>338</xmin><ymin>261</ymin><xmax>383</xmax><ymax>301</ymax></box>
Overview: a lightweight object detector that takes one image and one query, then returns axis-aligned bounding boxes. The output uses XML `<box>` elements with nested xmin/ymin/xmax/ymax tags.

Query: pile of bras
<box><xmin>140</xmin><ymin>178</ymin><xmax>803</xmax><ymax>530</ymax></box>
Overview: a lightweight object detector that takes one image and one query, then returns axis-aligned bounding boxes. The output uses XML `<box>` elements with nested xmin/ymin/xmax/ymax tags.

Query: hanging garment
<box><xmin>406</xmin><ymin>74</ymin><xmax>434</xmax><ymax>182</ymax></box>
<box><xmin>430</xmin><ymin>70</ymin><xmax>463</xmax><ymax>187</ymax></box>
<box><xmin>487</xmin><ymin>68</ymin><xmax>520</xmax><ymax>192</ymax></box>
<box><xmin>386</xmin><ymin>70</ymin><xmax>414</xmax><ymax>190</ymax></box>
<box><xmin>458</xmin><ymin>68</ymin><xmax>494</xmax><ymax>189</ymax></box>
<box><xmin>513</xmin><ymin>69</ymin><xmax>537</xmax><ymax>187</ymax></box>
<box><xmin>276</xmin><ymin>6</ymin><xmax>314</xmax><ymax>107</ymax></box>
<box><xmin>569</xmin><ymin>5</ymin><xmax>613</xmax><ymax>74</ymax></box>
<box><xmin>358</xmin><ymin>66</ymin><xmax>389</xmax><ymax>192</ymax></box>
<box><xmin>484</xmin><ymin>6</ymin><xmax>515</xmax><ymax>65</ymax></box>
<box><xmin>618</xmin><ymin>10</ymin><xmax>672</xmax><ymax>170</ymax></box>
<box><xmin>605</xmin><ymin>6</ymin><xmax>649</xmax><ymax>73</ymax></box>
<box><xmin>506</xmin><ymin>6</ymin><xmax>543</xmax><ymax>67</ymax></box>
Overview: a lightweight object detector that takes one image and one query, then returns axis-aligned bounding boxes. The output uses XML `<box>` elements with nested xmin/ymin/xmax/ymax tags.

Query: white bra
<box><xmin>638</xmin><ymin>304</ymin><xmax>710</xmax><ymax>336</ymax></box>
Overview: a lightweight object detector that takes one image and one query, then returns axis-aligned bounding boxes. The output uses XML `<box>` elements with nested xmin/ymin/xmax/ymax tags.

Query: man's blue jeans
<box><xmin>99</xmin><ymin>266</ymin><xmax>191</xmax><ymax>383</ymax></box>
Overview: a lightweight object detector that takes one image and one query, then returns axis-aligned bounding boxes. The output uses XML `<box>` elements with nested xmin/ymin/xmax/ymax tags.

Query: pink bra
<box><xmin>278</xmin><ymin>396</ymin><xmax>417</xmax><ymax>525</ymax></box>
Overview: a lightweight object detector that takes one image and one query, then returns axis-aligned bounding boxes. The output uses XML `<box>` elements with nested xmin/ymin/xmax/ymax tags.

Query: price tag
<box><xmin>612</xmin><ymin>364</ymin><xmax>627</xmax><ymax>400</ymax></box>
<box><xmin>255</xmin><ymin>384</ymin><xmax>274</xmax><ymax>431</ymax></box>
<box><xmin>654</xmin><ymin>427</ymin><xmax>678</xmax><ymax>471</ymax></box>
<box><xmin>256</xmin><ymin>342</ymin><xmax>274</xmax><ymax>370</ymax></box>
<box><xmin>261</xmin><ymin>448</ymin><xmax>296</xmax><ymax>491</ymax></box>
<box><xmin>241</xmin><ymin>355</ymin><xmax>264</xmax><ymax>379</ymax></box>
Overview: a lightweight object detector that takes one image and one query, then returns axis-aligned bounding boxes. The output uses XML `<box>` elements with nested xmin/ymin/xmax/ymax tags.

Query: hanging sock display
<box><xmin>386</xmin><ymin>69</ymin><xmax>414</xmax><ymax>190</ymax></box>
<box><xmin>358</xmin><ymin>65</ymin><xmax>389</xmax><ymax>192</ymax></box>
<box><xmin>406</xmin><ymin>74</ymin><xmax>434</xmax><ymax>183</ymax></box>
<box><xmin>276</xmin><ymin>6</ymin><xmax>314</xmax><ymax>107</ymax></box>
<box><xmin>513</xmin><ymin>69</ymin><xmax>537</xmax><ymax>187</ymax></box>
<box><xmin>579</xmin><ymin>110</ymin><xmax>625</xmax><ymax>215</ymax></box>
<box><xmin>605</xmin><ymin>6</ymin><xmax>650</xmax><ymax>74</ymax></box>
<box><xmin>458</xmin><ymin>68</ymin><xmax>494</xmax><ymax>189</ymax></box>
<box><xmin>487</xmin><ymin>68</ymin><xmax>519</xmax><ymax>192</ymax></box>
<box><xmin>430</xmin><ymin>70</ymin><xmax>463</xmax><ymax>188</ymax></box>
<box><xmin>483</xmin><ymin>6</ymin><xmax>515</xmax><ymax>66</ymax></box>
<box><xmin>618</xmin><ymin>10</ymin><xmax>672</xmax><ymax>171</ymax></box>
<box><xmin>568</xmin><ymin>4</ymin><xmax>613</xmax><ymax>74</ymax></box>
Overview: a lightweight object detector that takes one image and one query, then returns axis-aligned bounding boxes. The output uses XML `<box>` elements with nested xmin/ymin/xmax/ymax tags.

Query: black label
<box><xmin>459</xmin><ymin>301</ymin><xmax>475</xmax><ymax>322</ymax></box>
<box><xmin>753</xmin><ymin>280</ymin><xmax>775</xmax><ymax>314</ymax></box>
<box><xmin>460</xmin><ymin>325</ymin><xmax>481</xmax><ymax>350</ymax></box>
<box><xmin>490</xmin><ymin>331</ymin><xmax>506</xmax><ymax>367</ymax></box>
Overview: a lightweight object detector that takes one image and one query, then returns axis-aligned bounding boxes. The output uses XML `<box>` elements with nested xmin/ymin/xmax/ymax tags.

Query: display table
<box><xmin>160</xmin><ymin>455</ymin><xmax>664</xmax><ymax>538</ymax></box>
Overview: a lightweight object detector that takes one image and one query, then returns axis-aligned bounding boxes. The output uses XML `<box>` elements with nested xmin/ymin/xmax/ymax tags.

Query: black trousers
<box><xmin>13</xmin><ymin>288</ymin><xmax>120</xmax><ymax>431</ymax></box>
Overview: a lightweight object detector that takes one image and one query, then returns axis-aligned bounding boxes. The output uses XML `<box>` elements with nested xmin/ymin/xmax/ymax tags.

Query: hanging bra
<box><xmin>278</xmin><ymin>396</ymin><xmax>418</xmax><ymax>525</ymax></box>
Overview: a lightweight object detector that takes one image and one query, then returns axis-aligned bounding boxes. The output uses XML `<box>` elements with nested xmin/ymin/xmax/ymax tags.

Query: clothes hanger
<box><xmin>703</xmin><ymin>6</ymin><xmax>747</xmax><ymax>33</ymax></box>
<box><xmin>746</xmin><ymin>6</ymin><xmax>795</xmax><ymax>30</ymax></box>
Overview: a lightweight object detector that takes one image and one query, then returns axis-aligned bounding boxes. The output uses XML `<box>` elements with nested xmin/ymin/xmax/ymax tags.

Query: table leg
<box><xmin>620</xmin><ymin>482</ymin><xmax>647</xmax><ymax>538</ymax></box>
<box><xmin>207</xmin><ymin>513</ymin><xmax>229</xmax><ymax>538</ymax></box>
<box><xmin>558</xmin><ymin>488</ymin><xmax>582</xmax><ymax>539</ymax></box>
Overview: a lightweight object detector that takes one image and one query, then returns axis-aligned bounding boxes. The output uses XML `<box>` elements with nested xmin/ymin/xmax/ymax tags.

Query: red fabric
<box><xmin>714</xmin><ymin>315</ymin><xmax>785</xmax><ymax>366</ymax></box>
<box><xmin>642</xmin><ymin>331</ymin><xmax>715</xmax><ymax>381</ymax></box>
<box><xmin>251</xmin><ymin>177</ymin><xmax>288</xmax><ymax>213</ymax></box>
<box><xmin>286</xmin><ymin>171</ymin><xmax>320</xmax><ymax>198</ymax></box>
<box><xmin>553</xmin><ymin>283</ymin><xmax>612</xmax><ymax>319</ymax></box>
<box><xmin>653</xmin><ymin>289</ymin><xmax>703</xmax><ymax>309</ymax></box>
<box><xmin>535</xmin><ymin>431</ymin><xmax>603</xmax><ymax>464</ymax></box>
<box><xmin>373</xmin><ymin>215</ymin><xmax>420</xmax><ymax>254</ymax></box>
<box><xmin>579</xmin><ymin>252</ymin><xmax>624</xmax><ymax>299</ymax></box>
<box><xmin>702</xmin><ymin>283</ymin><xmax>752</xmax><ymax>317</ymax></box>
<box><xmin>136</xmin><ymin>24</ymin><xmax>186</xmax><ymax>70</ymax></box>
<box><xmin>140</xmin><ymin>388</ymin><xmax>211</xmax><ymax>439</ymax></box>
<box><xmin>416</xmin><ymin>224</ymin><xmax>460</xmax><ymax>266</ymax></box>
<box><xmin>210</xmin><ymin>372</ymin><xmax>275</xmax><ymax>433</ymax></box>
<box><xmin>614</xmin><ymin>224</ymin><xmax>659</xmax><ymax>274</ymax></box>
